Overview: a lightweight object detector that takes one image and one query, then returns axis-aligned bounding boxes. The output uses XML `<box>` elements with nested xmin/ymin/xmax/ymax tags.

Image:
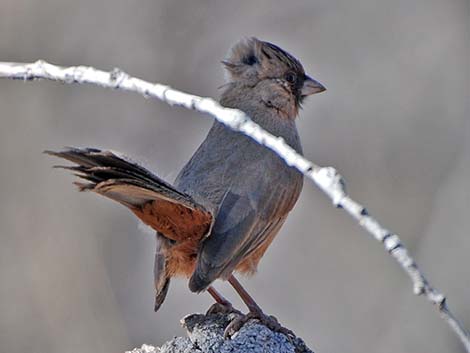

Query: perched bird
<box><xmin>46</xmin><ymin>37</ymin><xmax>325</xmax><ymax>335</ymax></box>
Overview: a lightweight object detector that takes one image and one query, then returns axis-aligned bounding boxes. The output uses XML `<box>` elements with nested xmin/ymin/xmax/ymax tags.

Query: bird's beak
<box><xmin>301</xmin><ymin>75</ymin><xmax>326</xmax><ymax>96</ymax></box>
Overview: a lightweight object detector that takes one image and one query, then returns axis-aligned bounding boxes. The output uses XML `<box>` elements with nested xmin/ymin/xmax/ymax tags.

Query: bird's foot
<box><xmin>224</xmin><ymin>307</ymin><xmax>295</xmax><ymax>339</ymax></box>
<box><xmin>206</xmin><ymin>302</ymin><xmax>243</xmax><ymax>316</ymax></box>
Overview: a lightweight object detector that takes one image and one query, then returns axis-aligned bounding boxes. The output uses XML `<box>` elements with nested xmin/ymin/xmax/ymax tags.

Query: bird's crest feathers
<box><xmin>222</xmin><ymin>37</ymin><xmax>305</xmax><ymax>84</ymax></box>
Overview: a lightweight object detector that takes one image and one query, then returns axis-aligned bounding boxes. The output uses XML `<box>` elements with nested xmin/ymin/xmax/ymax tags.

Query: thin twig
<box><xmin>0</xmin><ymin>60</ymin><xmax>468</xmax><ymax>352</ymax></box>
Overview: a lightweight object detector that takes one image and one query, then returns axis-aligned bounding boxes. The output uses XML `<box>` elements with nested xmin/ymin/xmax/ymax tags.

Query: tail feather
<box><xmin>47</xmin><ymin>147</ymin><xmax>214</xmax><ymax>310</ymax></box>
<box><xmin>154</xmin><ymin>233</ymin><xmax>171</xmax><ymax>311</ymax></box>
<box><xmin>46</xmin><ymin>147</ymin><xmax>213</xmax><ymax>241</ymax></box>
<box><xmin>46</xmin><ymin>148</ymin><xmax>191</xmax><ymax>205</ymax></box>
<box><xmin>154</xmin><ymin>278</ymin><xmax>170</xmax><ymax>311</ymax></box>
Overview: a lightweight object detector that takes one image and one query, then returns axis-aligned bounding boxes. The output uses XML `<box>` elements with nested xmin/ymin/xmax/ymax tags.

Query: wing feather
<box><xmin>189</xmin><ymin>179</ymin><xmax>301</xmax><ymax>292</ymax></box>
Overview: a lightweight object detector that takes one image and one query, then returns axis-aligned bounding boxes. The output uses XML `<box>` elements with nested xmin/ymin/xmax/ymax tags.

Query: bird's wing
<box><xmin>46</xmin><ymin>148</ymin><xmax>213</xmax><ymax>242</ymax></box>
<box><xmin>189</xmin><ymin>176</ymin><xmax>301</xmax><ymax>292</ymax></box>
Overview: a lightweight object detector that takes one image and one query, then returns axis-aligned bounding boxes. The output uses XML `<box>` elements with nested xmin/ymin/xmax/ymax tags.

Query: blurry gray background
<box><xmin>0</xmin><ymin>1</ymin><xmax>468</xmax><ymax>352</ymax></box>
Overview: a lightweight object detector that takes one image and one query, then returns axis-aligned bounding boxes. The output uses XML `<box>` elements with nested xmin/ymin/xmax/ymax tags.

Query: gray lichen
<box><xmin>127</xmin><ymin>313</ymin><xmax>314</xmax><ymax>353</ymax></box>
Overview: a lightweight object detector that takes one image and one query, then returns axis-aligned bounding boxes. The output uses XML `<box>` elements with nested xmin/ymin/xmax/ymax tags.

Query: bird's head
<box><xmin>221</xmin><ymin>37</ymin><xmax>325</xmax><ymax>118</ymax></box>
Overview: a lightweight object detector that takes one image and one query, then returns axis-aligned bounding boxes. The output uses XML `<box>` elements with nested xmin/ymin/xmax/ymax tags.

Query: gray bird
<box><xmin>47</xmin><ymin>37</ymin><xmax>325</xmax><ymax>335</ymax></box>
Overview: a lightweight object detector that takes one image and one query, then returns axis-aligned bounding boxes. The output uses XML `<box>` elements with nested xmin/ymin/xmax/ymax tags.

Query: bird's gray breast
<box><xmin>174</xmin><ymin>111</ymin><xmax>303</xmax><ymax>213</ymax></box>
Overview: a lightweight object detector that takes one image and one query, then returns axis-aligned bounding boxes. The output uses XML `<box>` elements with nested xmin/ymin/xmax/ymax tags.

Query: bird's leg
<box><xmin>224</xmin><ymin>275</ymin><xmax>295</xmax><ymax>338</ymax></box>
<box><xmin>227</xmin><ymin>275</ymin><xmax>263</xmax><ymax>313</ymax></box>
<box><xmin>206</xmin><ymin>286</ymin><xmax>242</xmax><ymax>315</ymax></box>
<box><xmin>207</xmin><ymin>286</ymin><xmax>231</xmax><ymax>306</ymax></box>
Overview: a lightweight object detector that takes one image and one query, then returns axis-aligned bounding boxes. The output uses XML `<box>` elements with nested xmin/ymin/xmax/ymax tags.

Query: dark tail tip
<box><xmin>154</xmin><ymin>278</ymin><xmax>170</xmax><ymax>312</ymax></box>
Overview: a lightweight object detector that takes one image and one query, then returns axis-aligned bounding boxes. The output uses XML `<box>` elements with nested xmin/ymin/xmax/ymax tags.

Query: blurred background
<box><xmin>0</xmin><ymin>1</ymin><xmax>468</xmax><ymax>352</ymax></box>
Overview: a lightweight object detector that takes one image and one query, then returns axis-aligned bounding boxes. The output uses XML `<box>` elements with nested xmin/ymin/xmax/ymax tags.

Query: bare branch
<box><xmin>0</xmin><ymin>60</ymin><xmax>468</xmax><ymax>351</ymax></box>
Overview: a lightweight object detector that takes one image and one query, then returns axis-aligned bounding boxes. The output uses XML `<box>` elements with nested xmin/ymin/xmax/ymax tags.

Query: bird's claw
<box><xmin>206</xmin><ymin>302</ymin><xmax>243</xmax><ymax>316</ymax></box>
<box><xmin>223</xmin><ymin>308</ymin><xmax>295</xmax><ymax>339</ymax></box>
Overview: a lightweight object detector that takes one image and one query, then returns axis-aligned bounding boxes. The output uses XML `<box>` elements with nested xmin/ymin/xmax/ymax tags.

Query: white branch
<box><xmin>0</xmin><ymin>60</ymin><xmax>468</xmax><ymax>352</ymax></box>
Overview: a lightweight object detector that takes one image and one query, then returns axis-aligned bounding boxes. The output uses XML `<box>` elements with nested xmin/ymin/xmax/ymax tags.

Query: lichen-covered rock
<box><xmin>127</xmin><ymin>313</ymin><xmax>314</xmax><ymax>353</ymax></box>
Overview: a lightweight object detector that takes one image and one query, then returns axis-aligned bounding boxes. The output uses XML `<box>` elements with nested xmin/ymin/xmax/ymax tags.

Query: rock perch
<box><xmin>126</xmin><ymin>313</ymin><xmax>315</xmax><ymax>353</ymax></box>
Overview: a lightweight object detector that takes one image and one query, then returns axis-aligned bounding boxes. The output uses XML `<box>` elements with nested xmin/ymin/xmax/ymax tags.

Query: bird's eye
<box><xmin>243</xmin><ymin>54</ymin><xmax>258</xmax><ymax>66</ymax></box>
<box><xmin>285</xmin><ymin>72</ymin><xmax>296</xmax><ymax>83</ymax></box>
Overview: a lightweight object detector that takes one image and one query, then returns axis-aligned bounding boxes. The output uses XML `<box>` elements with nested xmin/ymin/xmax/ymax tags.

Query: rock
<box><xmin>127</xmin><ymin>313</ymin><xmax>314</xmax><ymax>353</ymax></box>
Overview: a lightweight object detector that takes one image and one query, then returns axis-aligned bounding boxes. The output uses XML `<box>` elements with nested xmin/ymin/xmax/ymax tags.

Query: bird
<box><xmin>46</xmin><ymin>37</ymin><xmax>325</xmax><ymax>336</ymax></box>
